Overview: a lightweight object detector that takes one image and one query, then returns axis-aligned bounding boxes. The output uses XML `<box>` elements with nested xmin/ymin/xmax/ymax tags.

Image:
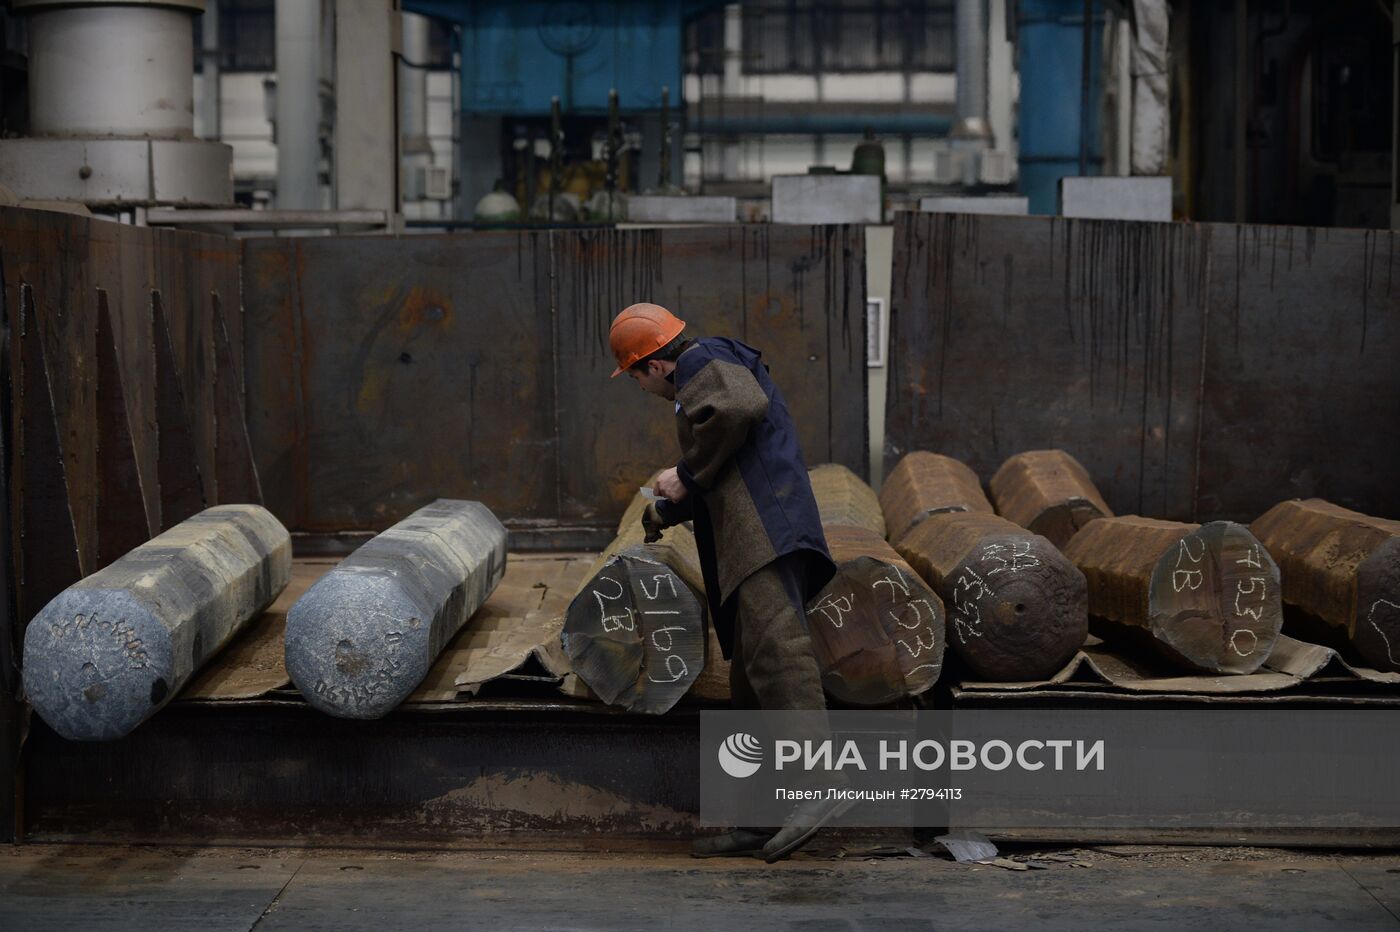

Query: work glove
<box><xmin>642</xmin><ymin>502</ymin><xmax>666</xmax><ymax>543</ymax></box>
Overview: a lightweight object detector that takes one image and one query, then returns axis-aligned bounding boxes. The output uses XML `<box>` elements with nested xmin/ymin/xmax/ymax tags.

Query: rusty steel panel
<box><xmin>0</xmin><ymin>207</ymin><xmax>250</xmax><ymax>576</ymax></box>
<box><xmin>242</xmin><ymin>233</ymin><xmax>560</xmax><ymax>532</ymax></box>
<box><xmin>1197</xmin><ymin>227</ymin><xmax>1400</xmax><ymax>521</ymax></box>
<box><xmin>12</xmin><ymin>283</ymin><xmax>83</xmax><ymax>627</ymax></box>
<box><xmin>243</xmin><ymin>226</ymin><xmax>867</xmax><ymax>533</ymax></box>
<box><xmin>153</xmin><ymin>291</ymin><xmax>207</xmax><ymax>528</ymax></box>
<box><xmin>886</xmin><ymin>213</ymin><xmax>1209</xmax><ymax>522</ymax></box>
<box><xmin>886</xmin><ymin>213</ymin><xmax>1400</xmax><ymax>523</ymax></box>
<box><xmin>0</xmin><ymin>265</ymin><xmax>15</xmax><ymax>842</ymax></box>
<box><xmin>94</xmin><ymin>289</ymin><xmax>153</xmax><ymax>567</ymax></box>
<box><xmin>210</xmin><ymin>294</ymin><xmax>263</xmax><ymax>506</ymax></box>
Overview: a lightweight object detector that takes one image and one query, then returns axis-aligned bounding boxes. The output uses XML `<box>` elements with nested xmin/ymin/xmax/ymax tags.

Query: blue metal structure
<box><xmin>404</xmin><ymin>0</ymin><xmax>700</xmax><ymax>115</ymax></box>
<box><xmin>1015</xmin><ymin>0</ymin><xmax>1105</xmax><ymax>214</ymax></box>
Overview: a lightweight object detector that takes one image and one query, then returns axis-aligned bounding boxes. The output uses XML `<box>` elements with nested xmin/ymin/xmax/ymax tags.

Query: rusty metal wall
<box><xmin>885</xmin><ymin>213</ymin><xmax>1400</xmax><ymax>523</ymax></box>
<box><xmin>1</xmin><ymin>206</ymin><xmax>258</xmax><ymax>840</ymax></box>
<box><xmin>0</xmin><ymin>207</ymin><xmax>246</xmax><ymax>569</ymax></box>
<box><xmin>243</xmin><ymin>225</ymin><xmax>868</xmax><ymax>535</ymax></box>
<box><xmin>22</xmin><ymin>707</ymin><xmax>702</xmax><ymax>842</ymax></box>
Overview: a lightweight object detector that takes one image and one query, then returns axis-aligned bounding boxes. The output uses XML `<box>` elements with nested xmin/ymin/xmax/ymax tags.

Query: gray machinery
<box><xmin>0</xmin><ymin>0</ymin><xmax>233</xmax><ymax>209</ymax></box>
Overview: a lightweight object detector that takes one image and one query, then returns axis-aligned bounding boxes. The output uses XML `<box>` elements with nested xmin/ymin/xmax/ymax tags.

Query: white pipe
<box><xmin>400</xmin><ymin>12</ymin><xmax>431</xmax><ymax>156</ymax></box>
<box><xmin>201</xmin><ymin>0</ymin><xmax>221</xmax><ymax>141</ymax></box>
<box><xmin>1130</xmin><ymin>0</ymin><xmax>1171</xmax><ymax>176</ymax></box>
<box><xmin>275</xmin><ymin>0</ymin><xmax>321</xmax><ymax>209</ymax></box>
<box><xmin>954</xmin><ymin>0</ymin><xmax>989</xmax><ymax>139</ymax></box>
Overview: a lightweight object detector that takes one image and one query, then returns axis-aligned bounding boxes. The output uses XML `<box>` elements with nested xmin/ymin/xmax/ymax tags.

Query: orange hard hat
<box><xmin>608</xmin><ymin>303</ymin><xmax>686</xmax><ymax>377</ymax></box>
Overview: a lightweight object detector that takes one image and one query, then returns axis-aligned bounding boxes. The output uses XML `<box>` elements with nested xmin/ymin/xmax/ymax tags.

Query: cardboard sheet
<box><xmin>957</xmin><ymin>634</ymin><xmax>1400</xmax><ymax>696</ymax></box>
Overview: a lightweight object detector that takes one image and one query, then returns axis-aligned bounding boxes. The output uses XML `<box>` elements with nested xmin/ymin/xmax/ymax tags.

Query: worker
<box><xmin>609</xmin><ymin>302</ymin><xmax>846</xmax><ymax>862</ymax></box>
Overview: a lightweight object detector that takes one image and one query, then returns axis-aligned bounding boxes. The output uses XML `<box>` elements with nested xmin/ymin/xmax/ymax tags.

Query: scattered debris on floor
<box><xmin>934</xmin><ymin>830</ymin><xmax>999</xmax><ymax>863</ymax></box>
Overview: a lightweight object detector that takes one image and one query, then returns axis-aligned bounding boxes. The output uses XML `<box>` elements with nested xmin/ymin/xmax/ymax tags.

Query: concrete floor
<box><xmin>3</xmin><ymin>843</ymin><xmax>1399</xmax><ymax>930</ymax></box>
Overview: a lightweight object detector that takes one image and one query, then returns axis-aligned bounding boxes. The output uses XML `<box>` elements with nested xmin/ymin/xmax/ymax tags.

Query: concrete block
<box><xmin>1059</xmin><ymin>176</ymin><xmax>1173</xmax><ymax>221</ymax></box>
<box><xmin>626</xmin><ymin>195</ymin><xmax>737</xmax><ymax>224</ymax></box>
<box><xmin>771</xmin><ymin>175</ymin><xmax>881</xmax><ymax>224</ymax></box>
<box><xmin>22</xmin><ymin>505</ymin><xmax>291</xmax><ymax>741</ymax></box>
<box><xmin>286</xmin><ymin>500</ymin><xmax>507</xmax><ymax>719</ymax></box>
<box><xmin>918</xmin><ymin>195</ymin><xmax>1029</xmax><ymax>216</ymax></box>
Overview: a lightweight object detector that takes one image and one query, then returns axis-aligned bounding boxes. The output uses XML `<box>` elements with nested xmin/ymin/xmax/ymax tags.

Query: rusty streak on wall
<box><xmin>243</xmin><ymin>225</ymin><xmax>868</xmax><ymax>534</ymax></box>
<box><xmin>885</xmin><ymin>212</ymin><xmax>1399</xmax><ymax>523</ymax></box>
<box><xmin>0</xmin><ymin>207</ymin><xmax>246</xmax><ymax>577</ymax></box>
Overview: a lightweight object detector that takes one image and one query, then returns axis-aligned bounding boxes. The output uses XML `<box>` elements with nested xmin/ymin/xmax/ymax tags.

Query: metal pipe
<box><xmin>275</xmin><ymin>0</ymin><xmax>322</xmax><ymax>209</ymax></box>
<box><xmin>954</xmin><ymin>0</ymin><xmax>990</xmax><ymax>139</ymax></box>
<box><xmin>692</xmin><ymin>112</ymin><xmax>954</xmax><ymax>136</ymax></box>
<box><xmin>658</xmin><ymin>86</ymin><xmax>671</xmax><ymax>190</ymax></box>
<box><xmin>400</xmin><ymin>11</ymin><xmax>432</xmax><ymax>156</ymax></box>
<box><xmin>1079</xmin><ymin>0</ymin><xmax>1093</xmax><ymax>175</ymax></box>
<box><xmin>201</xmin><ymin>0</ymin><xmax>221</xmax><ymax>141</ymax></box>
<box><xmin>400</xmin><ymin>11</ymin><xmax>432</xmax><ymax>210</ymax></box>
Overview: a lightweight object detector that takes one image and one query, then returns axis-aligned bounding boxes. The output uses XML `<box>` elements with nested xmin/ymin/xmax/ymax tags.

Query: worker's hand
<box><xmin>654</xmin><ymin>467</ymin><xmax>688</xmax><ymax>503</ymax></box>
<box><xmin>642</xmin><ymin>502</ymin><xmax>665</xmax><ymax>544</ymax></box>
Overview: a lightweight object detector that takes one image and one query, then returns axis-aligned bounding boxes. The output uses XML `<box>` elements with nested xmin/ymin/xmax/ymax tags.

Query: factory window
<box><xmin>194</xmin><ymin>2</ymin><xmax>453</xmax><ymax>73</ymax></box>
<box><xmin>191</xmin><ymin>0</ymin><xmax>275</xmax><ymax>73</ymax></box>
<box><xmin>740</xmin><ymin>0</ymin><xmax>955</xmax><ymax>75</ymax></box>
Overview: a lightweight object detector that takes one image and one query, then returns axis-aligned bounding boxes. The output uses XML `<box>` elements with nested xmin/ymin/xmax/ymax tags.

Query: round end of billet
<box><xmin>562</xmin><ymin>551</ymin><xmax>705</xmax><ymax>714</ymax></box>
<box><xmin>285</xmin><ymin>570</ymin><xmax>433</xmax><ymax>720</ymax></box>
<box><xmin>22</xmin><ymin>589</ymin><xmax>176</xmax><ymax>741</ymax></box>
<box><xmin>805</xmin><ymin>555</ymin><xmax>945</xmax><ymax>706</ymax></box>
<box><xmin>944</xmin><ymin>534</ymin><xmax>1088</xmax><ymax>681</ymax></box>
<box><xmin>1147</xmin><ymin>521</ymin><xmax>1282</xmax><ymax>674</ymax></box>
<box><xmin>1352</xmin><ymin>537</ymin><xmax>1400</xmax><ymax>672</ymax></box>
<box><xmin>1028</xmin><ymin>499</ymin><xmax>1108</xmax><ymax>550</ymax></box>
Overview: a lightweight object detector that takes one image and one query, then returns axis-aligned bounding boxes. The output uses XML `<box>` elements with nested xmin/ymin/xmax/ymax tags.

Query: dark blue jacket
<box><xmin>656</xmin><ymin>338</ymin><xmax>835</xmax><ymax>657</ymax></box>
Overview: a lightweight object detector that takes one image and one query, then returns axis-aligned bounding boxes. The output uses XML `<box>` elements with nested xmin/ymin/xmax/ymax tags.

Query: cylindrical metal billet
<box><xmin>989</xmin><ymin>449</ymin><xmax>1112</xmax><ymax>548</ymax></box>
<box><xmin>23</xmin><ymin>505</ymin><xmax>290</xmax><ymax>740</ymax></box>
<box><xmin>879</xmin><ymin>452</ymin><xmax>993</xmax><ymax>546</ymax></box>
<box><xmin>1062</xmin><ymin>516</ymin><xmax>1282</xmax><ymax>674</ymax></box>
<box><xmin>896</xmin><ymin>511</ymin><xmax>1087</xmax><ymax>681</ymax></box>
<box><xmin>562</xmin><ymin>487</ymin><xmax>707</xmax><ymax>714</ymax></box>
<box><xmin>1250</xmin><ymin>499</ymin><xmax>1400</xmax><ymax>672</ymax></box>
<box><xmin>809</xmin><ymin>463</ymin><xmax>886</xmax><ymax>538</ymax></box>
<box><xmin>806</xmin><ymin>524</ymin><xmax>946</xmax><ymax>705</ymax></box>
<box><xmin>286</xmin><ymin>500</ymin><xmax>506</xmax><ymax>719</ymax></box>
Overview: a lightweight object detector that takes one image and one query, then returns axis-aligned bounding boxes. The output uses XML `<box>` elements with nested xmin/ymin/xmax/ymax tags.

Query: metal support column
<box><xmin>334</xmin><ymin>0</ymin><xmax>400</xmax><ymax>221</ymax></box>
<box><xmin>275</xmin><ymin>0</ymin><xmax>322</xmax><ymax>208</ymax></box>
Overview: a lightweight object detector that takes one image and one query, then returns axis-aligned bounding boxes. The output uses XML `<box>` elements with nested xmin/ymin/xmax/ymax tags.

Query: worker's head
<box><xmin>610</xmin><ymin>303</ymin><xmax>688</xmax><ymax>399</ymax></box>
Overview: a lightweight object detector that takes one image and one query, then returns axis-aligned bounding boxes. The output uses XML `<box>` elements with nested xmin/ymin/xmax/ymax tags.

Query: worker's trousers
<box><xmin>728</xmin><ymin>552</ymin><xmax>828</xmax><ymax>713</ymax></box>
